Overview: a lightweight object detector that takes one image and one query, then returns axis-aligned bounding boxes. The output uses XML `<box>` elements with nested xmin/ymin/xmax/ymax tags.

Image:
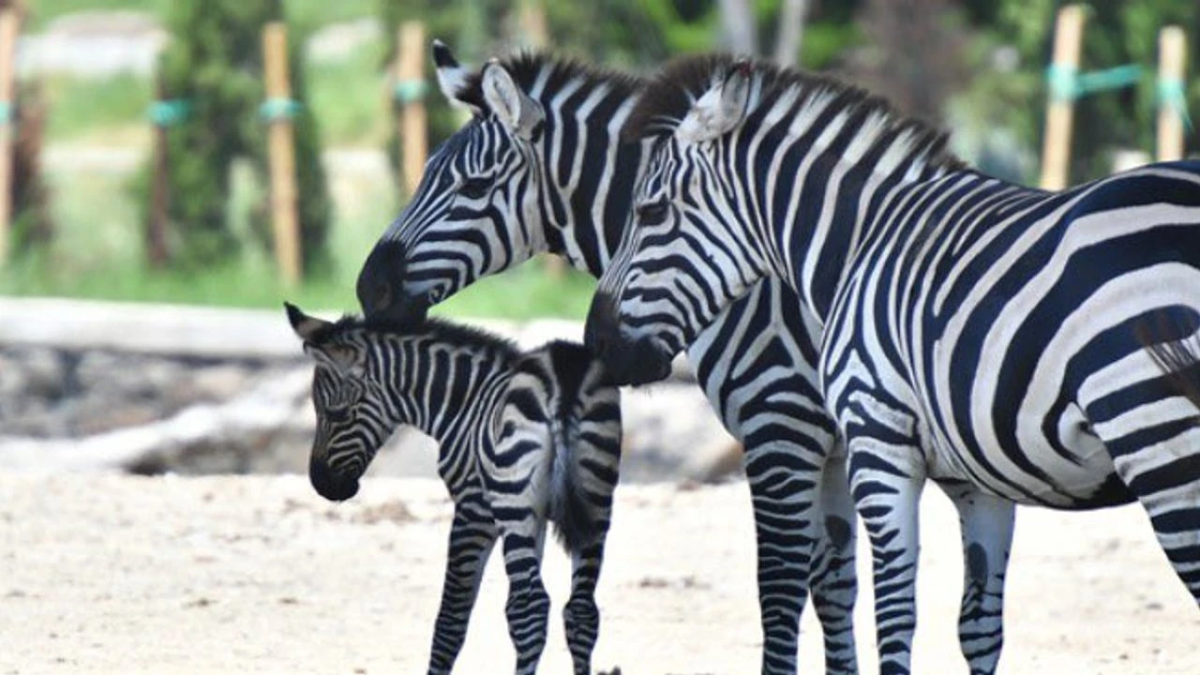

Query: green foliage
<box><xmin>148</xmin><ymin>0</ymin><xmax>332</xmax><ymax>274</ymax></box>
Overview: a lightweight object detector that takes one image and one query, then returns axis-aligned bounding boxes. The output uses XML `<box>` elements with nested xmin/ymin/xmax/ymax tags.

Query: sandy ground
<box><xmin>0</xmin><ymin>472</ymin><xmax>1196</xmax><ymax>675</ymax></box>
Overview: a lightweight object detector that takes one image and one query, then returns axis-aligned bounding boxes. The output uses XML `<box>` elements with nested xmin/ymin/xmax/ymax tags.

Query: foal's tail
<box><xmin>1135</xmin><ymin>311</ymin><xmax>1200</xmax><ymax>415</ymax></box>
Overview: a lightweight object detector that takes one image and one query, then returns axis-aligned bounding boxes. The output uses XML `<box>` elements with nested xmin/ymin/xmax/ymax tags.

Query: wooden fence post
<box><xmin>146</xmin><ymin>72</ymin><xmax>172</xmax><ymax>268</ymax></box>
<box><xmin>1157</xmin><ymin>26</ymin><xmax>1187</xmax><ymax>162</ymax></box>
<box><xmin>0</xmin><ymin>6</ymin><xmax>18</xmax><ymax>264</ymax></box>
<box><xmin>1039</xmin><ymin>4</ymin><xmax>1086</xmax><ymax>191</ymax></box>
<box><xmin>262</xmin><ymin>21</ymin><xmax>301</xmax><ymax>286</ymax></box>
<box><xmin>396</xmin><ymin>21</ymin><xmax>427</xmax><ymax>199</ymax></box>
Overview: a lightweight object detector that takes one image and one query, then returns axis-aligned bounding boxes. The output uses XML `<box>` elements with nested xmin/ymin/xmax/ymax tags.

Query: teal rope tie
<box><xmin>1046</xmin><ymin>63</ymin><xmax>1143</xmax><ymax>100</ymax></box>
<box><xmin>393</xmin><ymin>79</ymin><xmax>428</xmax><ymax>105</ymax></box>
<box><xmin>1157</xmin><ymin>77</ymin><xmax>1195</xmax><ymax>133</ymax></box>
<box><xmin>0</xmin><ymin>101</ymin><xmax>11</xmax><ymax>124</ymax></box>
<box><xmin>260</xmin><ymin>97</ymin><xmax>302</xmax><ymax>121</ymax></box>
<box><xmin>148</xmin><ymin>99</ymin><xmax>191</xmax><ymax>127</ymax></box>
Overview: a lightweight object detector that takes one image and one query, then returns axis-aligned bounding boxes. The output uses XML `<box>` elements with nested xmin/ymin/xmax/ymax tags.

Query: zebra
<box><xmin>355</xmin><ymin>42</ymin><xmax>859</xmax><ymax>675</ymax></box>
<box><xmin>285</xmin><ymin>302</ymin><xmax>622</xmax><ymax>675</ymax></box>
<box><xmin>586</xmin><ymin>53</ymin><xmax>1200</xmax><ymax>675</ymax></box>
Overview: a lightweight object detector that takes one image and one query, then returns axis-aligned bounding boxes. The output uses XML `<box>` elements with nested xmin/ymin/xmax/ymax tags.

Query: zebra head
<box><xmin>286</xmin><ymin>303</ymin><xmax>389</xmax><ymax>502</ymax></box>
<box><xmin>357</xmin><ymin>41</ymin><xmax>547</xmax><ymax>323</ymax></box>
<box><xmin>587</xmin><ymin>58</ymin><xmax>771</xmax><ymax>386</ymax></box>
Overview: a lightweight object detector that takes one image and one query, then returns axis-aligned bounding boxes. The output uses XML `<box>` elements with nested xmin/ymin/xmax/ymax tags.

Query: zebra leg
<box><xmin>427</xmin><ymin>500</ymin><xmax>499</xmax><ymax>675</ymax></box>
<box><xmin>939</xmin><ymin>482</ymin><xmax>1014</xmax><ymax>675</ymax></box>
<box><xmin>848</xmin><ymin>437</ymin><xmax>925</xmax><ymax>675</ymax></box>
<box><xmin>808</xmin><ymin>450</ymin><xmax>859</xmax><ymax>675</ymax></box>
<box><xmin>563</xmin><ymin>540</ymin><xmax>606</xmax><ymax>675</ymax></box>
<box><xmin>742</xmin><ymin>442</ymin><xmax>821</xmax><ymax>674</ymax></box>
<box><xmin>498</xmin><ymin>521</ymin><xmax>551</xmax><ymax>675</ymax></box>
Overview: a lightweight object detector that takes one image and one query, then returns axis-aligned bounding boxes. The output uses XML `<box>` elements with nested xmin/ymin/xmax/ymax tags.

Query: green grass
<box><xmin>43</xmin><ymin>73</ymin><xmax>152</xmax><ymax>143</ymax></box>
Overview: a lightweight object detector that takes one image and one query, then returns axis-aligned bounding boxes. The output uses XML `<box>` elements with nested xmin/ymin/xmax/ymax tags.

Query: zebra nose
<box><xmin>357</xmin><ymin>240</ymin><xmax>404</xmax><ymax>317</ymax></box>
<box><xmin>584</xmin><ymin>291</ymin><xmax>618</xmax><ymax>355</ymax></box>
<box><xmin>309</xmin><ymin>457</ymin><xmax>360</xmax><ymax>502</ymax></box>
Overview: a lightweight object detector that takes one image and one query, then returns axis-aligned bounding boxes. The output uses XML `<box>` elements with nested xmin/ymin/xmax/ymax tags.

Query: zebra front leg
<box><xmin>808</xmin><ymin>451</ymin><xmax>859</xmax><ymax>675</ymax></box>
<box><xmin>427</xmin><ymin>500</ymin><xmax>499</xmax><ymax>675</ymax></box>
<box><xmin>742</xmin><ymin>442</ymin><xmax>822</xmax><ymax>675</ymax></box>
<box><xmin>848</xmin><ymin>438</ymin><xmax>925</xmax><ymax>675</ymax></box>
<box><xmin>939</xmin><ymin>482</ymin><xmax>1014</xmax><ymax>675</ymax></box>
<box><xmin>499</xmin><ymin>526</ymin><xmax>552</xmax><ymax>675</ymax></box>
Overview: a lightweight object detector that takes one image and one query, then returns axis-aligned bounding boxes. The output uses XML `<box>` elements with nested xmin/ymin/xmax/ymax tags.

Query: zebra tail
<box><xmin>548</xmin><ymin>408</ymin><xmax>596</xmax><ymax>556</ymax></box>
<box><xmin>1135</xmin><ymin>312</ymin><xmax>1200</xmax><ymax>415</ymax></box>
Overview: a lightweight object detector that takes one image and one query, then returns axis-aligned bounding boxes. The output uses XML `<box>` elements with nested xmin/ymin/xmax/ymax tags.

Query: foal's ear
<box><xmin>432</xmin><ymin>39</ymin><xmax>483</xmax><ymax>115</ymax></box>
<box><xmin>481</xmin><ymin>61</ymin><xmax>544</xmax><ymax>140</ymax></box>
<box><xmin>285</xmin><ymin>302</ymin><xmax>331</xmax><ymax>342</ymax></box>
<box><xmin>677</xmin><ymin>60</ymin><xmax>753</xmax><ymax>145</ymax></box>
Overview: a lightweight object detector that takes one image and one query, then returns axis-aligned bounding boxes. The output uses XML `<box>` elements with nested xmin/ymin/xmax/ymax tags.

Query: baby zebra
<box><xmin>285</xmin><ymin>303</ymin><xmax>622</xmax><ymax>675</ymax></box>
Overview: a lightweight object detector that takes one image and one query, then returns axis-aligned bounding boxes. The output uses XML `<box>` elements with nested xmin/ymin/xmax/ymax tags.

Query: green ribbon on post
<box><xmin>148</xmin><ymin>99</ymin><xmax>192</xmax><ymax>127</ymax></box>
<box><xmin>393</xmin><ymin>79</ymin><xmax>429</xmax><ymax>105</ymax></box>
<box><xmin>1157</xmin><ymin>76</ymin><xmax>1194</xmax><ymax>133</ymax></box>
<box><xmin>0</xmin><ymin>101</ymin><xmax>12</xmax><ymax>125</ymax></box>
<box><xmin>260</xmin><ymin>97</ymin><xmax>302</xmax><ymax>121</ymax></box>
<box><xmin>1046</xmin><ymin>63</ymin><xmax>1143</xmax><ymax>101</ymax></box>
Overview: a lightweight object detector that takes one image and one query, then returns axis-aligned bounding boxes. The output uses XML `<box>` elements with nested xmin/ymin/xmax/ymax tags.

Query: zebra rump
<box><xmin>528</xmin><ymin>340</ymin><xmax>613</xmax><ymax>555</ymax></box>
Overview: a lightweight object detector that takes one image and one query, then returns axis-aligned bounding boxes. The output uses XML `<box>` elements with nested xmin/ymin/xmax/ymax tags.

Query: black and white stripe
<box><xmin>356</xmin><ymin>45</ymin><xmax>859</xmax><ymax>675</ymax></box>
<box><xmin>286</xmin><ymin>303</ymin><xmax>621</xmax><ymax>675</ymax></box>
<box><xmin>590</xmin><ymin>54</ymin><xmax>1200</xmax><ymax>675</ymax></box>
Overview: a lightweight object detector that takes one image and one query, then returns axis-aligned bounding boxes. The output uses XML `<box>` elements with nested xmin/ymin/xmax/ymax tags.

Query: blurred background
<box><xmin>0</xmin><ymin>0</ymin><xmax>1198</xmax><ymax>478</ymax></box>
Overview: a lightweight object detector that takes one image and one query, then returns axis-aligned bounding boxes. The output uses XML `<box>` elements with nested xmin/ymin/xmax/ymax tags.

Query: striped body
<box><xmin>287</xmin><ymin>306</ymin><xmax>621</xmax><ymax>675</ymax></box>
<box><xmin>356</xmin><ymin>47</ymin><xmax>859</xmax><ymax>674</ymax></box>
<box><xmin>590</xmin><ymin>56</ymin><xmax>1200</xmax><ymax>674</ymax></box>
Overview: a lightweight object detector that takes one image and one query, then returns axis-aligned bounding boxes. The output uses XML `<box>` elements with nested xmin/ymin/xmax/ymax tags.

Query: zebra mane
<box><xmin>457</xmin><ymin>50</ymin><xmax>644</xmax><ymax>112</ymax></box>
<box><xmin>625</xmin><ymin>53</ymin><xmax>963</xmax><ymax>172</ymax></box>
<box><xmin>311</xmin><ymin>314</ymin><xmax>522</xmax><ymax>362</ymax></box>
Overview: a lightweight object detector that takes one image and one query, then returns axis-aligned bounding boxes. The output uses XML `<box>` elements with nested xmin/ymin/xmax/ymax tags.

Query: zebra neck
<box><xmin>372</xmin><ymin>340</ymin><xmax>510</xmax><ymax>449</ymax></box>
<box><xmin>534</xmin><ymin>83</ymin><xmax>645</xmax><ymax>278</ymax></box>
<box><xmin>774</xmin><ymin>133</ymin><xmax>963</xmax><ymax>323</ymax></box>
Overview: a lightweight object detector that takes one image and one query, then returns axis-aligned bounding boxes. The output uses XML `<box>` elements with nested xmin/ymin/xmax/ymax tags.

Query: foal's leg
<box><xmin>427</xmin><ymin>498</ymin><xmax>498</xmax><ymax>675</ymax></box>
<box><xmin>809</xmin><ymin>451</ymin><xmax>859</xmax><ymax>675</ymax></box>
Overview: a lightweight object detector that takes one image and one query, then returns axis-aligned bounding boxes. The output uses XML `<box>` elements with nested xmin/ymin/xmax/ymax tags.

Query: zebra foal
<box><xmin>286</xmin><ymin>303</ymin><xmax>621</xmax><ymax>675</ymax></box>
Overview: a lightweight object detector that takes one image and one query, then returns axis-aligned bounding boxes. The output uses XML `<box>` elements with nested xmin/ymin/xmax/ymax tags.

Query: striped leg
<box><xmin>563</xmin><ymin>540</ymin><xmax>606</xmax><ymax>675</ymax></box>
<box><xmin>848</xmin><ymin>437</ymin><xmax>925</xmax><ymax>675</ymax></box>
<box><xmin>499</xmin><ymin>526</ymin><xmax>551</xmax><ymax>675</ymax></box>
<box><xmin>809</xmin><ymin>452</ymin><xmax>859</xmax><ymax>675</ymax></box>
<box><xmin>940</xmin><ymin>482</ymin><xmax>1014</xmax><ymax>675</ymax></box>
<box><xmin>743</xmin><ymin>442</ymin><xmax>820</xmax><ymax>674</ymax></box>
<box><xmin>427</xmin><ymin>499</ymin><xmax>498</xmax><ymax>675</ymax></box>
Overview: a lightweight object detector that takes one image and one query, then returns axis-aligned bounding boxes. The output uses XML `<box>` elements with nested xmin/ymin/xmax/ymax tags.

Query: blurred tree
<box><xmin>5</xmin><ymin>0</ymin><xmax>52</xmax><ymax>254</ymax></box>
<box><xmin>149</xmin><ymin>0</ymin><xmax>331</xmax><ymax>274</ymax></box>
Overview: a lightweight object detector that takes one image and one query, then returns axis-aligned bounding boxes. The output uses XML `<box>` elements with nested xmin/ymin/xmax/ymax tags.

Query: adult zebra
<box><xmin>586</xmin><ymin>54</ymin><xmax>1200</xmax><ymax>675</ymax></box>
<box><xmin>355</xmin><ymin>43</ymin><xmax>859</xmax><ymax>674</ymax></box>
<box><xmin>286</xmin><ymin>302</ymin><xmax>622</xmax><ymax>675</ymax></box>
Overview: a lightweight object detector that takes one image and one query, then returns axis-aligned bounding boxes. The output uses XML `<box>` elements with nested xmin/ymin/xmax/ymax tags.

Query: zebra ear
<box><xmin>676</xmin><ymin>61</ymin><xmax>752</xmax><ymax>144</ymax></box>
<box><xmin>432</xmin><ymin>39</ymin><xmax>481</xmax><ymax>114</ymax></box>
<box><xmin>285</xmin><ymin>302</ymin><xmax>331</xmax><ymax>343</ymax></box>
<box><xmin>481</xmin><ymin>61</ymin><xmax>544</xmax><ymax>140</ymax></box>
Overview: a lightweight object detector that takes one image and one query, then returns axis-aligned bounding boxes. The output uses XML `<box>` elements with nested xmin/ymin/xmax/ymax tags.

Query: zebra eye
<box><xmin>636</xmin><ymin>201</ymin><xmax>670</xmax><ymax>226</ymax></box>
<box><xmin>324</xmin><ymin>405</ymin><xmax>351</xmax><ymax>423</ymax></box>
<box><xmin>458</xmin><ymin>176</ymin><xmax>491</xmax><ymax>199</ymax></box>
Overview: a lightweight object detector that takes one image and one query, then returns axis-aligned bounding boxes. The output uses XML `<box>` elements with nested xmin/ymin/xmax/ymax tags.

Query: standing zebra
<box><xmin>286</xmin><ymin>303</ymin><xmax>622</xmax><ymax>675</ymax></box>
<box><xmin>587</xmin><ymin>54</ymin><xmax>1200</xmax><ymax>675</ymax></box>
<box><xmin>355</xmin><ymin>43</ymin><xmax>859</xmax><ymax>674</ymax></box>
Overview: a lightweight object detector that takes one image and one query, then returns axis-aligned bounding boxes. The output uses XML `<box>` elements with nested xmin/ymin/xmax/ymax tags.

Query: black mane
<box><xmin>457</xmin><ymin>50</ymin><xmax>644</xmax><ymax>112</ymax></box>
<box><xmin>314</xmin><ymin>314</ymin><xmax>522</xmax><ymax>361</ymax></box>
<box><xmin>625</xmin><ymin>53</ymin><xmax>963</xmax><ymax>172</ymax></box>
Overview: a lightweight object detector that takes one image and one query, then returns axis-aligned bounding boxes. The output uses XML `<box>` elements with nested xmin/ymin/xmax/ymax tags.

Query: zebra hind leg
<box><xmin>499</xmin><ymin>527</ymin><xmax>552</xmax><ymax>675</ymax></box>
<box><xmin>563</xmin><ymin>540</ymin><xmax>606</xmax><ymax>675</ymax></box>
<box><xmin>808</xmin><ymin>451</ymin><xmax>859</xmax><ymax>675</ymax></box>
<box><xmin>427</xmin><ymin>500</ymin><xmax>498</xmax><ymax>675</ymax></box>
<box><xmin>938</xmin><ymin>481</ymin><xmax>1014</xmax><ymax>675</ymax></box>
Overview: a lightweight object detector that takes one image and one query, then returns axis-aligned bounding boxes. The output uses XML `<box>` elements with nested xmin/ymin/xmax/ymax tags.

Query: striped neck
<box><xmin>518</xmin><ymin>61</ymin><xmax>647</xmax><ymax>277</ymax></box>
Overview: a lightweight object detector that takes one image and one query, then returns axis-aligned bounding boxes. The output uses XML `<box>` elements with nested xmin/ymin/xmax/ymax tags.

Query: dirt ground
<box><xmin>0</xmin><ymin>472</ymin><xmax>1196</xmax><ymax>675</ymax></box>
